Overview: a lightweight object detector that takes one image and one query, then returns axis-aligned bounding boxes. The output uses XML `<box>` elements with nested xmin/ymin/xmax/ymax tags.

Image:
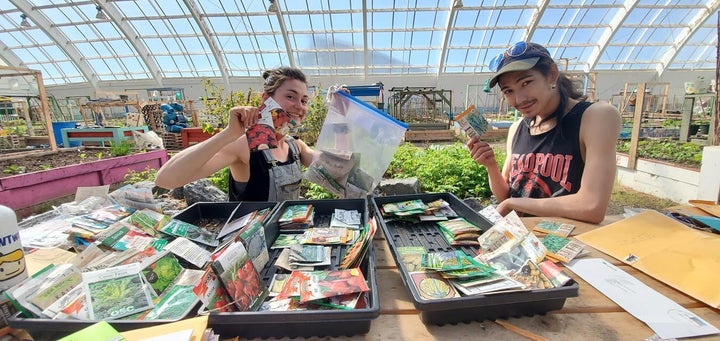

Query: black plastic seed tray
<box><xmin>207</xmin><ymin>198</ymin><xmax>380</xmax><ymax>339</ymax></box>
<box><xmin>371</xmin><ymin>192</ymin><xmax>579</xmax><ymax>325</ymax></box>
<box><xmin>7</xmin><ymin>201</ymin><xmax>280</xmax><ymax>338</ymax></box>
<box><xmin>173</xmin><ymin>201</ymin><xmax>279</xmax><ymax>239</ymax></box>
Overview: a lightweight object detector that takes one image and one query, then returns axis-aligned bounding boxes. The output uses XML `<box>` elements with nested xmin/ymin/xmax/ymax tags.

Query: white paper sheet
<box><xmin>566</xmin><ymin>258</ymin><xmax>720</xmax><ymax>339</ymax></box>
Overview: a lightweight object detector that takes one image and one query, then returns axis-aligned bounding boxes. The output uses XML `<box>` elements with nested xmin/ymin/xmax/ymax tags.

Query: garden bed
<box><xmin>0</xmin><ymin>148</ymin><xmax>168</xmax><ymax>211</ymax></box>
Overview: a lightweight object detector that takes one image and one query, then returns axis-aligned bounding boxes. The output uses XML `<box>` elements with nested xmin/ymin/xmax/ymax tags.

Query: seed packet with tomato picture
<box><xmin>247</xmin><ymin>97</ymin><xmax>282</xmax><ymax>151</ymax></box>
<box><xmin>210</xmin><ymin>241</ymin><xmax>269</xmax><ymax>311</ymax></box>
<box><xmin>276</xmin><ymin>270</ymin><xmax>308</xmax><ymax>300</ymax></box>
<box><xmin>193</xmin><ymin>267</ymin><xmax>236</xmax><ymax>313</ymax></box>
<box><xmin>307</xmin><ymin>292</ymin><xmax>363</xmax><ymax>310</ymax></box>
<box><xmin>297</xmin><ymin>268</ymin><xmax>369</xmax><ymax>303</ymax></box>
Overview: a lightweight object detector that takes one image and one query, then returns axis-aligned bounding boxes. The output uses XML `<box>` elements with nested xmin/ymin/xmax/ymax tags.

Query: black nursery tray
<box><xmin>371</xmin><ymin>192</ymin><xmax>579</xmax><ymax>326</ymax></box>
<box><xmin>6</xmin><ymin>201</ymin><xmax>282</xmax><ymax>339</ymax></box>
<box><xmin>173</xmin><ymin>201</ymin><xmax>279</xmax><ymax>238</ymax></box>
<box><xmin>207</xmin><ymin>198</ymin><xmax>380</xmax><ymax>339</ymax></box>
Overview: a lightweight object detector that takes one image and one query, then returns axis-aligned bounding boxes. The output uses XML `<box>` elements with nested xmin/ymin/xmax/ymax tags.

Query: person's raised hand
<box><xmin>466</xmin><ymin>136</ymin><xmax>498</xmax><ymax>168</ymax></box>
<box><xmin>227</xmin><ymin>106</ymin><xmax>259</xmax><ymax>137</ymax></box>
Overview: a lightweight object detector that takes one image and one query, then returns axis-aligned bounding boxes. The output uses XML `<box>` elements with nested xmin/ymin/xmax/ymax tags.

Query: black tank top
<box><xmin>508</xmin><ymin>101</ymin><xmax>592</xmax><ymax>199</ymax></box>
<box><xmin>228</xmin><ymin>143</ymin><xmax>297</xmax><ymax>201</ymax></box>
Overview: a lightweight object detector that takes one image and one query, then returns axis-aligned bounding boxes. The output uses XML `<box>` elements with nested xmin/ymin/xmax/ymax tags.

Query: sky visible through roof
<box><xmin>0</xmin><ymin>0</ymin><xmax>716</xmax><ymax>87</ymax></box>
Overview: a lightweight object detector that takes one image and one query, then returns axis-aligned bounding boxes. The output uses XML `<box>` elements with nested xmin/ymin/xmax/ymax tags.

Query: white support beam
<box><xmin>523</xmin><ymin>0</ymin><xmax>548</xmax><ymax>41</ymax></box>
<box><xmin>656</xmin><ymin>0</ymin><xmax>719</xmax><ymax>76</ymax></box>
<box><xmin>0</xmin><ymin>41</ymin><xmax>25</xmax><ymax>68</ymax></box>
<box><xmin>586</xmin><ymin>0</ymin><xmax>638</xmax><ymax>73</ymax></box>
<box><xmin>273</xmin><ymin>1</ymin><xmax>295</xmax><ymax>68</ymax></box>
<box><xmin>183</xmin><ymin>0</ymin><xmax>230</xmax><ymax>86</ymax></box>
<box><xmin>437</xmin><ymin>1</ymin><xmax>461</xmax><ymax>77</ymax></box>
<box><xmin>362</xmin><ymin>0</ymin><xmax>368</xmax><ymax>79</ymax></box>
<box><xmin>10</xmin><ymin>0</ymin><xmax>99</xmax><ymax>89</ymax></box>
<box><xmin>97</xmin><ymin>0</ymin><xmax>162</xmax><ymax>87</ymax></box>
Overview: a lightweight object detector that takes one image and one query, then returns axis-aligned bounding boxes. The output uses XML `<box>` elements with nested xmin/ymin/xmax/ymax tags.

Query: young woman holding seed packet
<box><xmin>156</xmin><ymin>67</ymin><xmax>316</xmax><ymax>201</ymax></box>
<box><xmin>466</xmin><ymin>42</ymin><xmax>621</xmax><ymax>224</ymax></box>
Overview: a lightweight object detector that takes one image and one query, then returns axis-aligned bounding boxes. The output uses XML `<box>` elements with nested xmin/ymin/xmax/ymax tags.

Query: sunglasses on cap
<box><xmin>488</xmin><ymin>41</ymin><xmax>551</xmax><ymax>73</ymax></box>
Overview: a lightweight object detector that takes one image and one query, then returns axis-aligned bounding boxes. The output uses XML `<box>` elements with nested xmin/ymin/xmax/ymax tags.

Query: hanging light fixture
<box><xmin>95</xmin><ymin>5</ymin><xmax>107</xmax><ymax>20</ymax></box>
<box><xmin>19</xmin><ymin>14</ymin><xmax>30</xmax><ymax>28</ymax></box>
<box><xmin>268</xmin><ymin>0</ymin><xmax>278</xmax><ymax>13</ymax></box>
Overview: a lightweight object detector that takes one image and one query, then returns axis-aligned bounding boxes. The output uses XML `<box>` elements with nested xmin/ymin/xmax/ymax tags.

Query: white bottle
<box><xmin>0</xmin><ymin>205</ymin><xmax>28</xmax><ymax>291</ymax></box>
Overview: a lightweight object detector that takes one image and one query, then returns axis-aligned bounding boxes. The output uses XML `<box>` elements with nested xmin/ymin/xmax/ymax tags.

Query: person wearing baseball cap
<box><xmin>466</xmin><ymin>41</ymin><xmax>621</xmax><ymax>224</ymax></box>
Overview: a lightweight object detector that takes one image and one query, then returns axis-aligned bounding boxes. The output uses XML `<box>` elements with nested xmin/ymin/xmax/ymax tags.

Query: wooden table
<box><xmin>355</xmin><ymin>217</ymin><xmax>720</xmax><ymax>341</ymax></box>
<box><xmin>13</xmin><ymin>217</ymin><xmax>720</xmax><ymax>340</ymax></box>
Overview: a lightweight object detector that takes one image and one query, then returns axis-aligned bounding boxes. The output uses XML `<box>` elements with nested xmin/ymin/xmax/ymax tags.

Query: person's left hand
<box><xmin>496</xmin><ymin>198</ymin><xmax>514</xmax><ymax>216</ymax></box>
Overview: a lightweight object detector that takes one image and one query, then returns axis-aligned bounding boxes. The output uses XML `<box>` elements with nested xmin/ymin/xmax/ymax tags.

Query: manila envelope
<box><xmin>121</xmin><ymin>315</ymin><xmax>208</xmax><ymax>341</ymax></box>
<box><xmin>576</xmin><ymin>210</ymin><xmax>720</xmax><ymax>308</ymax></box>
<box><xmin>689</xmin><ymin>200</ymin><xmax>720</xmax><ymax>218</ymax></box>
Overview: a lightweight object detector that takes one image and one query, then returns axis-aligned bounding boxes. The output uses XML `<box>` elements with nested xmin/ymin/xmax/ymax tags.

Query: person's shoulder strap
<box><xmin>285</xmin><ymin>135</ymin><xmax>301</xmax><ymax>162</ymax></box>
<box><xmin>569</xmin><ymin>101</ymin><xmax>593</xmax><ymax>116</ymax></box>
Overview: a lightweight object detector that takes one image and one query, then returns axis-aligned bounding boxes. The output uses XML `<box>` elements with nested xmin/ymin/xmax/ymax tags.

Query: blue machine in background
<box><xmin>342</xmin><ymin>83</ymin><xmax>385</xmax><ymax>112</ymax></box>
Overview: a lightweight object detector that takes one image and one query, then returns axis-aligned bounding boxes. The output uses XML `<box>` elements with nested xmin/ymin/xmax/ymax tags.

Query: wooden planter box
<box><xmin>61</xmin><ymin>126</ymin><xmax>149</xmax><ymax>147</ymax></box>
<box><xmin>0</xmin><ymin>149</ymin><xmax>168</xmax><ymax>211</ymax></box>
<box><xmin>181</xmin><ymin>127</ymin><xmax>219</xmax><ymax>148</ymax></box>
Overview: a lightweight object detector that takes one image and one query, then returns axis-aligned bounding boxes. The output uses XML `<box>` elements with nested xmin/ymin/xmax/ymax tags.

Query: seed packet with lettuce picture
<box><xmin>83</xmin><ymin>263</ymin><xmax>155</xmax><ymax>320</ymax></box>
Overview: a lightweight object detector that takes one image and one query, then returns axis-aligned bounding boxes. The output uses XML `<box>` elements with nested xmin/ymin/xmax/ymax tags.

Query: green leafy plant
<box><xmin>199</xmin><ymin>79</ymin><xmax>262</xmax><ymax>134</ymax></box>
<box><xmin>301</xmin><ymin>178</ymin><xmax>336</xmax><ymax>199</ymax></box>
<box><xmin>3</xmin><ymin>120</ymin><xmax>28</xmax><ymax>136</ymax></box>
<box><xmin>296</xmin><ymin>90</ymin><xmax>329</xmax><ymax>146</ymax></box>
<box><xmin>108</xmin><ymin>140</ymin><xmax>134</xmax><ymax>157</ymax></box>
<box><xmin>2</xmin><ymin>164</ymin><xmax>25</xmax><ymax>174</ymax></box>
<box><xmin>39</xmin><ymin>164</ymin><xmax>52</xmax><ymax>170</ymax></box>
<box><xmin>208</xmin><ymin>167</ymin><xmax>230</xmax><ymax>194</ymax></box>
<box><xmin>96</xmin><ymin>152</ymin><xmax>104</xmax><ymax>160</ymax></box>
<box><xmin>78</xmin><ymin>153</ymin><xmax>87</xmax><ymax>162</ymax></box>
<box><xmin>385</xmin><ymin>143</ymin><xmax>500</xmax><ymax>199</ymax></box>
<box><xmin>616</xmin><ymin>139</ymin><xmax>702</xmax><ymax>167</ymax></box>
<box><xmin>661</xmin><ymin>118</ymin><xmax>680</xmax><ymax>128</ymax></box>
<box><xmin>124</xmin><ymin>166</ymin><xmax>159</xmax><ymax>184</ymax></box>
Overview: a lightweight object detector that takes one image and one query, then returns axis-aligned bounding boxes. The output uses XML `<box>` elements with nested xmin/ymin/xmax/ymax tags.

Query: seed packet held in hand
<box><xmin>455</xmin><ymin>104</ymin><xmax>489</xmax><ymax>138</ymax></box>
<box><xmin>247</xmin><ymin>97</ymin><xmax>283</xmax><ymax>151</ymax></box>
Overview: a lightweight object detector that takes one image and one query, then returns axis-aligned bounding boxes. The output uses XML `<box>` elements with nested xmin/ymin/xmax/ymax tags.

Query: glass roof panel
<box><xmin>0</xmin><ymin>1</ymin><xmax>714</xmax><ymax>87</ymax></box>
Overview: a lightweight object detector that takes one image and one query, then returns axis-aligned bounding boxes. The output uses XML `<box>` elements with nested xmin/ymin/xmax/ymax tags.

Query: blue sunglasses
<box><xmin>488</xmin><ymin>41</ymin><xmax>529</xmax><ymax>72</ymax></box>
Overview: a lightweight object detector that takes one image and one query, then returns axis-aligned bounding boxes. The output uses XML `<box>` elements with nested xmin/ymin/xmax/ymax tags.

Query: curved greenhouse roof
<box><xmin>0</xmin><ymin>0</ymin><xmax>717</xmax><ymax>89</ymax></box>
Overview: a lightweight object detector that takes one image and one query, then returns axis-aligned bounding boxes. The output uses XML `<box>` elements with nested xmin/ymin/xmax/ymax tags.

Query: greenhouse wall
<box><xmin>614</xmin><ymin>150</ymin><xmax>720</xmax><ymax>205</ymax></box>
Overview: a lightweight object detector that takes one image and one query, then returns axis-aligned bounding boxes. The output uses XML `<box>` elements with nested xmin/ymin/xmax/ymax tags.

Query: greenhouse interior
<box><xmin>0</xmin><ymin>1</ymin><xmax>719</xmax><ymax>340</ymax></box>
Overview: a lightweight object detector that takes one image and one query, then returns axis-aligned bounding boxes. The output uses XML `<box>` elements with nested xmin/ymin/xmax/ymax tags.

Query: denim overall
<box><xmin>261</xmin><ymin>136</ymin><xmax>302</xmax><ymax>201</ymax></box>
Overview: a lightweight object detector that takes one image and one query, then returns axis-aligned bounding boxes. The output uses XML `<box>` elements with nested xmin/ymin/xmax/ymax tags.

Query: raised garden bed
<box><xmin>0</xmin><ymin>148</ymin><xmax>168</xmax><ymax>211</ymax></box>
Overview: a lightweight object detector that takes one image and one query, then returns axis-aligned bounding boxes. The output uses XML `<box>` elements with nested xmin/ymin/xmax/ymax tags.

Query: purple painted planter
<box><xmin>0</xmin><ymin>149</ymin><xmax>168</xmax><ymax>211</ymax></box>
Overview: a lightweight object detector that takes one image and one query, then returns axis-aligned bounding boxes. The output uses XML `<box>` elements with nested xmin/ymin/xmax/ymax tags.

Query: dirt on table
<box><xmin>195</xmin><ymin>218</ymin><xmax>226</xmax><ymax>234</ymax></box>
